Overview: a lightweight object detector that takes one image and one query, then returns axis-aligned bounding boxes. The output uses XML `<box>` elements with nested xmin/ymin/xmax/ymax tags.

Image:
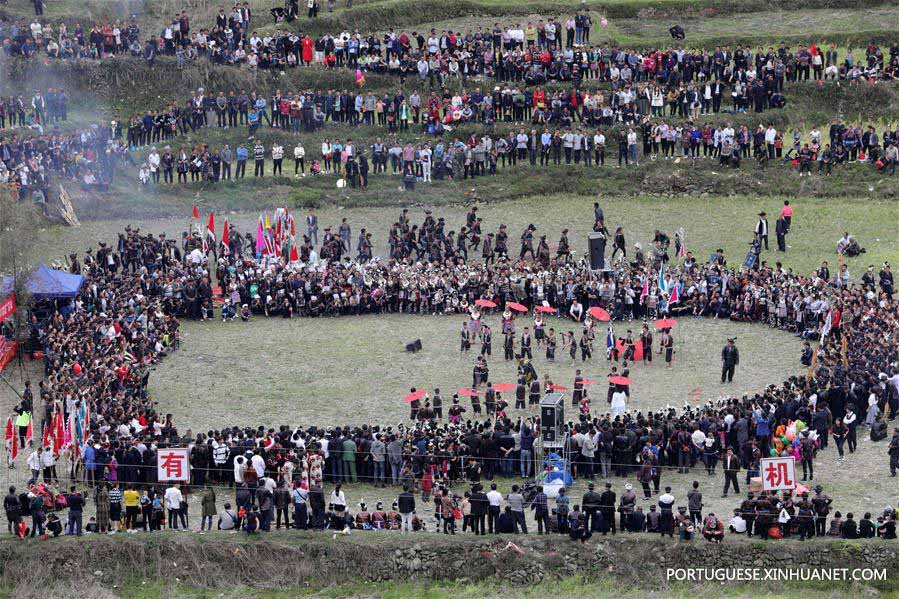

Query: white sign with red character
<box><xmin>761</xmin><ymin>456</ymin><xmax>796</xmax><ymax>491</ymax></box>
<box><xmin>157</xmin><ymin>447</ymin><xmax>190</xmax><ymax>482</ymax></box>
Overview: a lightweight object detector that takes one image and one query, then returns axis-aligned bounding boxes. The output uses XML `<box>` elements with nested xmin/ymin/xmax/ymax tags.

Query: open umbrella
<box><xmin>588</xmin><ymin>306</ymin><xmax>611</xmax><ymax>321</ymax></box>
<box><xmin>608</xmin><ymin>376</ymin><xmax>632</xmax><ymax>386</ymax></box>
<box><xmin>548</xmin><ymin>384</ymin><xmax>570</xmax><ymax>391</ymax></box>
<box><xmin>581</xmin><ymin>379</ymin><xmax>598</xmax><ymax>385</ymax></box>
<box><xmin>506</xmin><ymin>302</ymin><xmax>527</xmax><ymax>312</ymax></box>
<box><xmin>403</xmin><ymin>389</ymin><xmax>427</xmax><ymax>403</ymax></box>
<box><xmin>655</xmin><ymin>318</ymin><xmax>676</xmax><ymax>329</ymax></box>
<box><xmin>492</xmin><ymin>383</ymin><xmax>517</xmax><ymax>392</ymax></box>
<box><xmin>474</xmin><ymin>299</ymin><xmax>497</xmax><ymax>308</ymax></box>
<box><xmin>535</xmin><ymin>305</ymin><xmax>557</xmax><ymax>313</ymax></box>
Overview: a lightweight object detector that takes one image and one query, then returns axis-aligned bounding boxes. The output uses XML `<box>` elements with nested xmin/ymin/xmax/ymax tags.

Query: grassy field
<box><xmin>148</xmin><ymin>315</ymin><xmax>804</xmax><ymax>430</ymax></box>
<box><xmin>29</xmin><ymin>194</ymin><xmax>899</xmax><ymax>275</ymax></box>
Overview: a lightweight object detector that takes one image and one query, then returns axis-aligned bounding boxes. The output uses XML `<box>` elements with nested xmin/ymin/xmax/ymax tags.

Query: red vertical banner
<box><xmin>0</xmin><ymin>295</ymin><xmax>16</xmax><ymax>324</ymax></box>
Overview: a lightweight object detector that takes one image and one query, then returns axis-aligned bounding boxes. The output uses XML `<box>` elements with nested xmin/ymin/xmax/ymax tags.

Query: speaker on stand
<box><xmin>588</xmin><ymin>232</ymin><xmax>606</xmax><ymax>270</ymax></box>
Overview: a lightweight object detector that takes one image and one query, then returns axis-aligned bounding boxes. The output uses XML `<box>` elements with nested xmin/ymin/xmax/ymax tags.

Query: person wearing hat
<box><xmin>721</xmin><ymin>338</ymin><xmax>739</xmax><ymax>383</ymax></box>
<box><xmin>755</xmin><ymin>211</ymin><xmax>769</xmax><ymax>250</ymax></box>
<box><xmin>581</xmin><ymin>482</ymin><xmax>601</xmax><ymax>531</ymax></box>
<box><xmin>618</xmin><ymin>483</ymin><xmax>636</xmax><ymax>531</ymax></box>
<box><xmin>599</xmin><ymin>481</ymin><xmax>617</xmax><ymax>535</ymax></box>
<box><xmin>658</xmin><ymin>486</ymin><xmax>676</xmax><ymax>538</ymax></box>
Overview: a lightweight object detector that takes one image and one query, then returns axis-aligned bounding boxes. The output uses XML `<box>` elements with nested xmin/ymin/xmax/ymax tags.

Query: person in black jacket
<box><xmin>65</xmin><ymin>486</ymin><xmax>85</xmax><ymax>536</ymax></box>
<box><xmin>469</xmin><ymin>483</ymin><xmax>488</xmax><ymax>535</ymax></box>
<box><xmin>4</xmin><ymin>486</ymin><xmax>20</xmax><ymax>534</ymax></box>
<box><xmin>581</xmin><ymin>482</ymin><xmax>601</xmax><ymax>530</ymax></box>
<box><xmin>721</xmin><ymin>338</ymin><xmax>739</xmax><ymax>382</ymax></box>
<box><xmin>599</xmin><ymin>482</ymin><xmax>617</xmax><ymax>535</ymax></box>
<box><xmin>397</xmin><ymin>487</ymin><xmax>415</xmax><ymax>534</ymax></box>
<box><xmin>309</xmin><ymin>481</ymin><xmax>326</xmax><ymax>529</ymax></box>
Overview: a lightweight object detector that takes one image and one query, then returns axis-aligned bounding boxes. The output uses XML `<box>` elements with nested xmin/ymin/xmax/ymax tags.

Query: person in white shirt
<box><xmin>40</xmin><ymin>446</ymin><xmax>56</xmax><ymax>484</ymax></box>
<box><xmin>330</xmin><ymin>483</ymin><xmax>347</xmax><ymax>525</ymax></box>
<box><xmin>764</xmin><ymin>126</ymin><xmax>777</xmax><ymax>159</ymax></box>
<box><xmin>147</xmin><ymin>147</ymin><xmax>160</xmax><ymax>183</ymax></box>
<box><xmin>627</xmin><ymin>128</ymin><xmax>638</xmax><ymax>165</ymax></box>
<box><xmin>233</xmin><ymin>454</ymin><xmax>247</xmax><ymax>484</ymax></box>
<box><xmin>271</xmin><ymin>143</ymin><xmax>284</xmax><ymax>175</ymax></box>
<box><xmin>728</xmin><ymin>510</ymin><xmax>747</xmax><ymax>533</ymax></box>
<box><xmin>593</xmin><ymin>131</ymin><xmax>606</xmax><ymax>165</ymax></box>
<box><xmin>420</xmin><ymin>146</ymin><xmax>432</xmax><ymax>182</ymax></box>
<box><xmin>164</xmin><ymin>484</ymin><xmax>184</xmax><ymax>529</ymax></box>
<box><xmin>294</xmin><ymin>143</ymin><xmax>305</xmax><ymax>176</ymax></box>
<box><xmin>251</xmin><ymin>452</ymin><xmax>266</xmax><ymax>478</ymax></box>
<box><xmin>27</xmin><ymin>448</ymin><xmax>42</xmax><ymax>482</ymax></box>
<box><xmin>485</xmin><ymin>482</ymin><xmax>503</xmax><ymax>532</ymax></box>
<box><xmin>611</xmin><ymin>389</ymin><xmax>627</xmax><ymax>417</ymax></box>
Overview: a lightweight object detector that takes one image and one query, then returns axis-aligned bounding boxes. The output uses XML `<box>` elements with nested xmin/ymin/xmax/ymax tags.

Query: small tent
<box><xmin>2</xmin><ymin>263</ymin><xmax>84</xmax><ymax>301</ymax></box>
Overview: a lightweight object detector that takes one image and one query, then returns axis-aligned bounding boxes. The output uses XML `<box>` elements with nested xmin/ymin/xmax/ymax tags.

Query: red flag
<box><xmin>25</xmin><ymin>418</ymin><xmax>32</xmax><ymax>447</ymax></box>
<box><xmin>668</xmin><ymin>282</ymin><xmax>679</xmax><ymax>305</ymax></box>
<box><xmin>289</xmin><ymin>214</ymin><xmax>296</xmax><ymax>236</ymax></box>
<box><xmin>10</xmin><ymin>428</ymin><xmax>17</xmax><ymax>461</ymax></box>
<box><xmin>289</xmin><ymin>244</ymin><xmax>299</xmax><ymax>262</ymax></box>
<box><xmin>207</xmin><ymin>212</ymin><xmax>216</xmax><ymax>242</ymax></box>
<box><xmin>192</xmin><ymin>205</ymin><xmax>200</xmax><ymax>219</ymax></box>
<box><xmin>4</xmin><ymin>416</ymin><xmax>11</xmax><ymax>444</ymax></box>
<box><xmin>222</xmin><ymin>219</ymin><xmax>230</xmax><ymax>246</ymax></box>
<box><xmin>53</xmin><ymin>409</ymin><xmax>64</xmax><ymax>457</ymax></box>
<box><xmin>640</xmin><ymin>280</ymin><xmax>649</xmax><ymax>304</ymax></box>
<box><xmin>42</xmin><ymin>418</ymin><xmax>51</xmax><ymax>449</ymax></box>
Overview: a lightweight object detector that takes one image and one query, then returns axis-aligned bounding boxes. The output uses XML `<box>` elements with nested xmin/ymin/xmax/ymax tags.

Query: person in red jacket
<box><xmin>301</xmin><ymin>35</ymin><xmax>313</xmax><ymax>65</ymax></box>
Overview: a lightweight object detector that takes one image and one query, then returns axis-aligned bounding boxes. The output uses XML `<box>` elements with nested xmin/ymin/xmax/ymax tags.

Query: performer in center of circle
<box><xmin>721</xmin><ymin>338</ymin><xmax>740</xmax><ymax>383</ymax></box>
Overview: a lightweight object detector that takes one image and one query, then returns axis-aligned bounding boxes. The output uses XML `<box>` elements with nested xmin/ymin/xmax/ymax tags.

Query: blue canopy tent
<box><xmin>2</xmin><ymin>263</ymin><xmax>84</xmax><ymax>301</ymax></box>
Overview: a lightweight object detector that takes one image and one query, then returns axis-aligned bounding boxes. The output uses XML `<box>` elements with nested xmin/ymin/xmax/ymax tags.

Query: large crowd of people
<box><xmin>4</xmin><ymin>202</ymin><xmax>899</xmax><ymax>540</ymax></box>
<box><xmin>2</xmin><ymin>7</ymin><xmax>898</xmax><ymax>88</ymax></box>
<box><xmin>0</xmin><ymin>109</ymin><xmax>132</xmax><ymax>204</ymax></box>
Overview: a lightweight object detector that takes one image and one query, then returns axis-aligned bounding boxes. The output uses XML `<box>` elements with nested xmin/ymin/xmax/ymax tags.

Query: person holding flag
<box><xmin>204</xmin><ymin>211</ymin><xmax>216</xmax><ymax>258</ymax></box>
<box><xmin>5</xmin><ymin>415</ymin><xmax>18</xmax><ymax>468</ymax></box>
<box><xmin>606</xmin><ymin>326</ymin><xmax>617</xmax><ymax>361</ymax></box>
<box><xmin>660</xmin><ymin>326</ymin><xmax>674</xmax><ymax>368</ymax></box>
<box><xmin>667</xmin><ymin>277</ymin><xmax>680</xmax><ymax>313</ymax></box>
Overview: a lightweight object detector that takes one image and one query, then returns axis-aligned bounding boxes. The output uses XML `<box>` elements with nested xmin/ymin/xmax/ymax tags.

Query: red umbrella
<box><xmin>403</xmin><ymin>389</ymin><xmax>427</xmax><ymax>403</ymax></box>
<box><xmin>608</xmin><ymin>376</ymin><xmax>632</xmax><ymax>386</ymax></box>
<box><xmin>506</xmin><ymin>302</ymin><xmax>527</xmax><ymax>312</ymax></box>
<box><xmin>535</xmin><ymin>305</ymin><xmax>557</xmax><ymax>313</ymax></box>
<box><xmin>457</xmin><ymin>388</ymin><xmax>480</xmax><ymax>397</ymax></box>
<box><xmin>474</xmin><ymin>299</ymin><xmax>497</xmax><ymax>308</ymax></box>
<box><xmin>493</xmin><ymin>383</ymin><xmax>517</xmax><ymax>392</ymax></box>
<box><xmin>548</xmin><ymin>384</ymin><xmax>570</xmax><ymax>391</ymax></box>
<box><xmin>588</xmin><ymin>307</ymin><xmax>611</xmax><ymax>321</ymax></box>
<box><xmin>581</xmin><ymin>379</ymin><xmax>598</xmax><ymax>385</ymax></box>
<box><xmin>655</xmin><ymin>318</ymin><xmax>676</xmax><ymax>329</ymax></box>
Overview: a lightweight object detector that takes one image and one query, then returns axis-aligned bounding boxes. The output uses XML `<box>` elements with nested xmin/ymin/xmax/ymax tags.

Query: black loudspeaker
<box><xmin>540</xmin><ymin>393</ymin><xmax>564</xmax><ymax>445</ymax></box>
<box><xmin>405</xmin><ymin>339</ymin><xmax>423</xmax><ymax>353</ymax></box>
<box><xmin>588</xmin><ymin>233</ymin><xmax>606</xmax><ymax>270</ymax></box>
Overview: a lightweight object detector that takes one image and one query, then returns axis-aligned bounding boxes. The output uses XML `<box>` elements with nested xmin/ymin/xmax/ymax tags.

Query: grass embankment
<box><xmin>0</xmin><ymin>533</ymin><xmax>897</xmax><ymax>599</ymax></box>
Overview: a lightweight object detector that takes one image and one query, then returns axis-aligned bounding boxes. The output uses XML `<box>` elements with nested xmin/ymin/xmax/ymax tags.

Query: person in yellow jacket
<box><xmin>123</xmin><ymin>485</ymin><xmax>141</xmax><ymax>531</ymax></box>
<box><xmin>15</xmin><ymin>409</ymin><xmax>30</xmax><ymax>448</ymax></box>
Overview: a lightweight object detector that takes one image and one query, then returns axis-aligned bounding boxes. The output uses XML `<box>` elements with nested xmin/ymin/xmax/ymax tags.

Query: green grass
<box><xmin>28</xmin><ymin>193</ymin><xmax>899</xmax><ymax>277</ymax></box>
<box><xmin>150</xmin><ymin>316</ymin><xmax>803</xmax><ymax>430</ymax></box>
